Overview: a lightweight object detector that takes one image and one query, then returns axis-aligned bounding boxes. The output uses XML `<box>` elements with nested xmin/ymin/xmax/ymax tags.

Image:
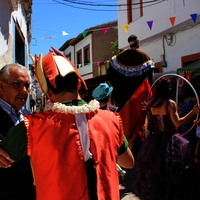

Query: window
<box><xmin>76</xmin><ymin>50</ymin><xmax>82</xmax><ymax>68</ymax></box>
<box><xmin>181</xmin><ymin>53</ymin><xmax>200</xmax><ymax>67</ymax></box>
<box><xmin>65</xmin><ymin>52</ymin><xmax>71</xmax><ymax>61</ymax></box>
<box><xmin>15</xmin><ymin>24</ymin><xmax>25</xmax><ymax>65</ymax></box>
<box><xmin>84</xmin><ymin>45</ymin><xmax>90</xmax><ymax>65</ymax></box>
<box><xmin>127</xmin><ymin>0</ymin><xmax>143</xmax><ymax>24</ymax></box>
<box><xmin>154</xmin><ymin>62</ymin><xmax>163</xmax><ymax>73</ymax></box>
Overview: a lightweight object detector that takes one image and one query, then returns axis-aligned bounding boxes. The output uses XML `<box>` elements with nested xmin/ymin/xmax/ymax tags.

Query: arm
<box><xmin>169</xmin><ymin>100</ymin><xmax>199</xmax><ymax>128</ymax></box>
<box><xmin>0</xmin><ymin>121</ymin><xmax>27</xmax><ymax>162</ymax></box>
<box><xmin>117</xmin><ymin>147</ymin><xmax>134</xmax><ymax>169</ymax></box>
<box><xmin>117</xmin><ymin>136</ymin><xmax>134</xmax><ymax>168</ymax></box>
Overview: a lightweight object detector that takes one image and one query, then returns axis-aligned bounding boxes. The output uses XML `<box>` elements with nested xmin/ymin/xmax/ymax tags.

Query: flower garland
<box><xmin>44</xmin><ymin>99</ymin><xmax>100</xmax><ymax>114</ymax></box>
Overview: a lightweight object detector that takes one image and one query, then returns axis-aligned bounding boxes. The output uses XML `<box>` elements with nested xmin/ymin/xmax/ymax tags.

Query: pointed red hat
<box><xmin>30</xmin><ymin>47</ymin><xmax>87</xmax><ymax>93</ymax></box>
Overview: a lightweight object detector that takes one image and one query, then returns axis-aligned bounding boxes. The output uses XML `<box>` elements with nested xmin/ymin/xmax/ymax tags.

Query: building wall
<box><xmin>141</xmin><ymin>23</ymin><xmax>200</xmax><ymax>72</ymax></box>
<box><xmin>0</xmin><ymin>0</ymin><xmax>32</xmax><ymax>110</ymax></box>
<box><xmin>117</xmin><ymin>0</ymin><xmax>200</xmax><ymax>73</ymax></box>
<box><xmin>92</xmin><ymin>28</ymin><xmax>118</xmax><ymax>77</ymax></box>
<box><xmin>0</xmin><ymin>0</ymin><xmax>13</xmax><ymax>65</ymax></box>
<box><xmin>74</xmin><ymin>34</ymin><xmax>93</xmax><ymax>79</ymax></box>
<box><xmin>63</xmin><ymin>45</ymin><xmax>75</xmax><ymax>63</ymax></box>
<box><xmin>60</xmin><ymin>21</ymin><xmax>118</xmax><ymax>80</ymax></box>
<box><xmin>0</xmin><ymin>1</ymin><xmax>30</xmax><ymax>68</ymax></box>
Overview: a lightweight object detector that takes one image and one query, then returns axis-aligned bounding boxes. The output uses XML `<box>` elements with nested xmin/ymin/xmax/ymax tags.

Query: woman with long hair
<box><xmin>133</xmin><ymin>77</ymin><xmax>200</xmax><ymax>200</ymax></box>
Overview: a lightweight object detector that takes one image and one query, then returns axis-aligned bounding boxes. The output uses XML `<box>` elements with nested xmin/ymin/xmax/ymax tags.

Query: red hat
<box><xmin>30</xmin><ymin>47</ymin><xmax>87</xmax><ymax>93</ymax></box>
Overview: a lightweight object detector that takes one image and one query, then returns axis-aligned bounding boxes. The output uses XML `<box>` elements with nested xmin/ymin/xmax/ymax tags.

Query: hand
<box><xmin>194</xmin><ymin>119</ymin><xmax>200</xmax><ymax>126</ymax></box>
<box><xmin>192</xmin><ymin>104</ymin><xmax>200</xmax><ymax>114</ymax></box>
<box><xmin>141</xmin><ymin>101</ymin><xmax>147</xmax><ymax>110</ymax></box>
<box><xmin>0</xmin><ymin>148</ymin><xmax>14</xmax><ymax>168</ymax></box>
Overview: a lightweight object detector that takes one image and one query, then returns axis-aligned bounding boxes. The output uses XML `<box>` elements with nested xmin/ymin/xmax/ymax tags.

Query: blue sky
<box><xmin>30</xmin><ymin>0</ymin><xmax>117</xmax><ymax>57</ymax></box>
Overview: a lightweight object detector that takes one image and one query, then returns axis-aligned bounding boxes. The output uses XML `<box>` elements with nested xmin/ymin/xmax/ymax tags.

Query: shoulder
<box><xmin>168</xmin><ymin>99</ymin><xmax>176</xmax><ymax>105</ymax></box>
<box><xmin>106</xmin><ymin>104</ymin><xmax>118</xmax><ymax>112</ymax></box>
<box><xmin>168</xmin><ymin>99</ymin><xmax>177</xmax><ymax>112</ymax></box>
<box><xmin>94</xmin><ymin>109</ymin><xmax>121</xmax><ymax>123</ymax></box>
<box><xmin>136</xmin><ymin>49</ymin><xmax>149</xmax><ymax>56</ymax></box>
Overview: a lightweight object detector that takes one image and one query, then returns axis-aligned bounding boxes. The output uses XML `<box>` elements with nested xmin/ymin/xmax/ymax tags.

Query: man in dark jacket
<box><xmin>0</xmin><ymin>63</ymin><xmax>35</xmax><ymax>199</ymax></box>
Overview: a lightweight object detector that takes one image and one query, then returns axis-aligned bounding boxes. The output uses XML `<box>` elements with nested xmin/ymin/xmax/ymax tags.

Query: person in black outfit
<box><xmin>107</xmin><ymin>34</ymin><xmax>154</xmax><ymax>111</ymax></box>
<box><xmin>30</xmin><ymin>98</ymin><xmax>36</xmax><ymax>113</ymax></box>
<box><xmin>0</xmin><ymin>63</ymin><xmax>35</xmax><ymax>199</ymax></box>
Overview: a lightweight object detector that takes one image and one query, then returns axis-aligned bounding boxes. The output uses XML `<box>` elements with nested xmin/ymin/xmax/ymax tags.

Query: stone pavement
<box><xmin>121</xmin><ymin>193</ymin><xmax>140</xmax><ymax>200</ymax></box>
<box><xmin>119</xmin><ymin>168</ymin><xmax>141</xmax><ymax>200</ymax></box>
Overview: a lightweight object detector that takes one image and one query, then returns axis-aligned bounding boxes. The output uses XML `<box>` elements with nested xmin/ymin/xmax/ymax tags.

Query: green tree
<box><xmin>110</xmin><ymin>40</ymin><xmax>121</xmax><ymax>55</ymax></box>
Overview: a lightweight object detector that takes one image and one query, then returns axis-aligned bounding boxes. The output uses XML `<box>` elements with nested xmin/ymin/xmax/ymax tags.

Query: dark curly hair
<box><xmin>154</xmin><ymin>78</ymin><xmax>171</xmax><ymax>98</ymax></box>
<box><xmin>46</xmin><ymin>72</ymin><xmax>78</xmax><ymax>94</ymax></box>
<box><xmin>148</xmin><ymin>78</ymin><xmax>171</xmax><ymax>107</ymax></box>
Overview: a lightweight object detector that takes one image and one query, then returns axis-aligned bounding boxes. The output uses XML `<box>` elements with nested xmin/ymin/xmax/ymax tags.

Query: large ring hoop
<box><xmin>148</xmin><ymin>73</ymin><xmax>199</xmax><ymax>136</ymax></box>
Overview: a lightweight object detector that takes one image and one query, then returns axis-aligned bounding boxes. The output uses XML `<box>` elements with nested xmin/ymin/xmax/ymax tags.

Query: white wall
<box><xmin>0</xmin><ymin>1</ymin><xmax>30</xmax><ymax>66</ymax></box>
<box><xmin>141</xmin><ymin>23</ymin><xmax>200</xmax><ymax>72</ymax></box>
<box><xmin>118</xmin><ymin>0</ymin><xmax>200</xmax><ymax>47</ymax></box>
<box><xmin>64</xmin><ymin>45</ymin><xmax>75</xmax><ymax>63</ymax></box>
<box><xmin>12</xmin><ymin>4</ymin><xmax>28</xmax><ymax>42</ymax></box>
<box><xmin>117</xmin><ymin>0</ymin><xmax>200</xmax><ymax>72</ymax></box>
<box><xmin>0</xmin><ymin>0</ymin><xmax>11</xmax><ymax>59</ymax></box>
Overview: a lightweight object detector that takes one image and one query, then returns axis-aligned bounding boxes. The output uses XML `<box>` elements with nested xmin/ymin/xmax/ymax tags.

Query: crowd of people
<box><xmin>0</xmin><ymin>36</ymin><xmax>200</xmax><ymax>200</ymax></box>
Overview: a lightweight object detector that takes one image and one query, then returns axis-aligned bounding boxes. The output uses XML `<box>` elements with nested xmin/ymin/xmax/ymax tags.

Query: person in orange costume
<box><xmin>0</xmin><ymin>47</ymin><xmax>134</xmax><ymax>200</ymax></box>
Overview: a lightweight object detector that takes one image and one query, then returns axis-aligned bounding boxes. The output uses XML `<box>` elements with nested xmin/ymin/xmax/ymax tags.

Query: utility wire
<box><xmin>52</xmin><ymin>0</ymin><xmax>165</xmax><ymax>11</ymax></box>
<box><xmin>60</xmin><ymin>0</ymin><xmax>163</xmax><ymax>7</ymax></box>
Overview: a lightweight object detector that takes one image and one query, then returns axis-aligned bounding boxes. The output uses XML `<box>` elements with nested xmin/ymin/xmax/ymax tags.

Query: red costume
<box><xmin>24</xmin><ymin>106</ymin><xmax>124</xmax><ymax>200</ymax></box>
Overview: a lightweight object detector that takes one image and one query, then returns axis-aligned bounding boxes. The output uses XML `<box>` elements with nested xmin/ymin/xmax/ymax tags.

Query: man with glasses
<box><xmin>0</xmin><ymin>64</ymin><xmax>35</xmax><ymax>199</ymax></box>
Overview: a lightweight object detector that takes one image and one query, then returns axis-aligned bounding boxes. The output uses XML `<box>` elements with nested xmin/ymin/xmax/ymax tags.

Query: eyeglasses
<box><xmin>10</xmin><ymin>81</ymin><xmax>30</xmax><ymax>90</ymax></box>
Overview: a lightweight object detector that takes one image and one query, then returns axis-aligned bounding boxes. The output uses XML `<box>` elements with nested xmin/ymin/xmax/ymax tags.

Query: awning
<box><xmin>177</xmin><ymin>60</ymin><xmax>200</xmax><ymax>77</ymax></box>
<box><xmin>177</xmin><ymin>60</ymin><xmax>200</xmax><ymax>82</ymax></box>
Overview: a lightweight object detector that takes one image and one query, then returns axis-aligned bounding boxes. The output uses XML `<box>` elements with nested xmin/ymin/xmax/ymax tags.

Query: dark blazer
<box><xmin>0</xmin><ymin>106</ymin><xmax>35</xmax><ymax>199</ymax></box>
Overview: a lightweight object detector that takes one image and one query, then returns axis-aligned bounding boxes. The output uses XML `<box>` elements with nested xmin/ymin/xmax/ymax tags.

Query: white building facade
<box><xmin>59</xmin><ymin>21</ymin><xmax>118</xmax><ymax>80</ymax></box>
<box><xmin>117</xmin><ymin>0</ymin><xmax>200</xmax><ymax>74</ymax></box>
<box><xmin>0</xmin><ymin>0</ymin><xmax>32</xmax><ymax>67</ymax></box>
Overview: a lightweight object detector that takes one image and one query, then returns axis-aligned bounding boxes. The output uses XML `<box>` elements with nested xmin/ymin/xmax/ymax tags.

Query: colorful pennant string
<box><xmin>122</xmin><ymin>13</ymin><xmax>198</xmax><ymax>33</ymax></box>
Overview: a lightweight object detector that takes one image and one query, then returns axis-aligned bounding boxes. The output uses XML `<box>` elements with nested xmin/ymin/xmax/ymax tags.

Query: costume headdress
<box><xmin>30</xmin><ymin>47</ymin><xmax>87</xmax><ymax>93</ymax></box>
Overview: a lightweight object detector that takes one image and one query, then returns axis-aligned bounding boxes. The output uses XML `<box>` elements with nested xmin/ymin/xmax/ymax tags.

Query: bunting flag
<box><xmin>102</xmin><ymin>28</ymin><xmax>109</xmax><ymax>35</ymax></box>
<box><xmin>169</xmin><ymin>17</ymin><xmax>176</xmax><ymax>26</ymax></box>
<box><xmin>122</xmin><ymin>24</ymin><xmax>129</xmax><ymax>33</ymax></box>
<box><xmin>44</xmin><ymin>36</ymin><xmax>52</xmax><ymax>39</ymax></box>
<box><xmin>82</xmin><ymin>31</ymin><xmax>88</xmax><ymax>38</ymax></box>
<box><xmin>147</xmin><ymin>21</ymin><xmax>153</xmax><ymax>30</ymax></box>
<box><xmin>121</xmin><ymin>13</ymin><xmax>199</xmax><ymax>33</ymax></box>
<box><xmin>190</xmin><ymin>13</ymin><xmax>198</xmax><ymax>23</ymax></box>
<box><xmin>62</xmin><ymin>31</ymin><xmax>69</xmax><ymax>35</ymax></box>
<box><xmin>119</xmin><ymin>79</ymin><xmax>152</xmax><ymax>141</ymax></box>
<box><xmin>96</xmin><ymin>62</ymin><xmax>101</xmax><ymax>66</ymax></box>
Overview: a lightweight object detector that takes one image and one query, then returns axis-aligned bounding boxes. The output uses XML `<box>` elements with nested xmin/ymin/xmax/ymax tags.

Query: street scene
<box><xmin>0</xmin><ymin>0</ymin><xmax>200</xmax><ymax>199</ymax></box>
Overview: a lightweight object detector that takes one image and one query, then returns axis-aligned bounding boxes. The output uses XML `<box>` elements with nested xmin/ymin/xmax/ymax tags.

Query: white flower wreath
<box><xmin>44</xmin><ymin>99</ymin><xmax>100</xmax><ymax>114</ymax></box>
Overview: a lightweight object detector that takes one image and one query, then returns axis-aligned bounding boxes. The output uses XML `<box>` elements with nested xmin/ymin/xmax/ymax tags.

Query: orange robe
<box><xmin>25</xmin><ymin>109</ymin><xmax>124</xmax><ymax>200</ymax></box>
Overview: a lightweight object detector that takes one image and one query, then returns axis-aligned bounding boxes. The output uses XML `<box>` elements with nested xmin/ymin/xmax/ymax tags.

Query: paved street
<box><xmin>119</xmin><ymin>168</ymin><xmax>141</xmax><ymax>200</ymax></box>
<box><xmin>121</xmin><ymin>193</ymin><xmax>140</xmax><ymax>200</ymax></box>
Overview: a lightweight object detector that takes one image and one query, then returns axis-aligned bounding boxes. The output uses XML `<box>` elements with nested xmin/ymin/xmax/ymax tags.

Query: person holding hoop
<box><xmin>132</xmin><ymin>77</ymin><xmax>200</xmax><ymax>200</ymax></box>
